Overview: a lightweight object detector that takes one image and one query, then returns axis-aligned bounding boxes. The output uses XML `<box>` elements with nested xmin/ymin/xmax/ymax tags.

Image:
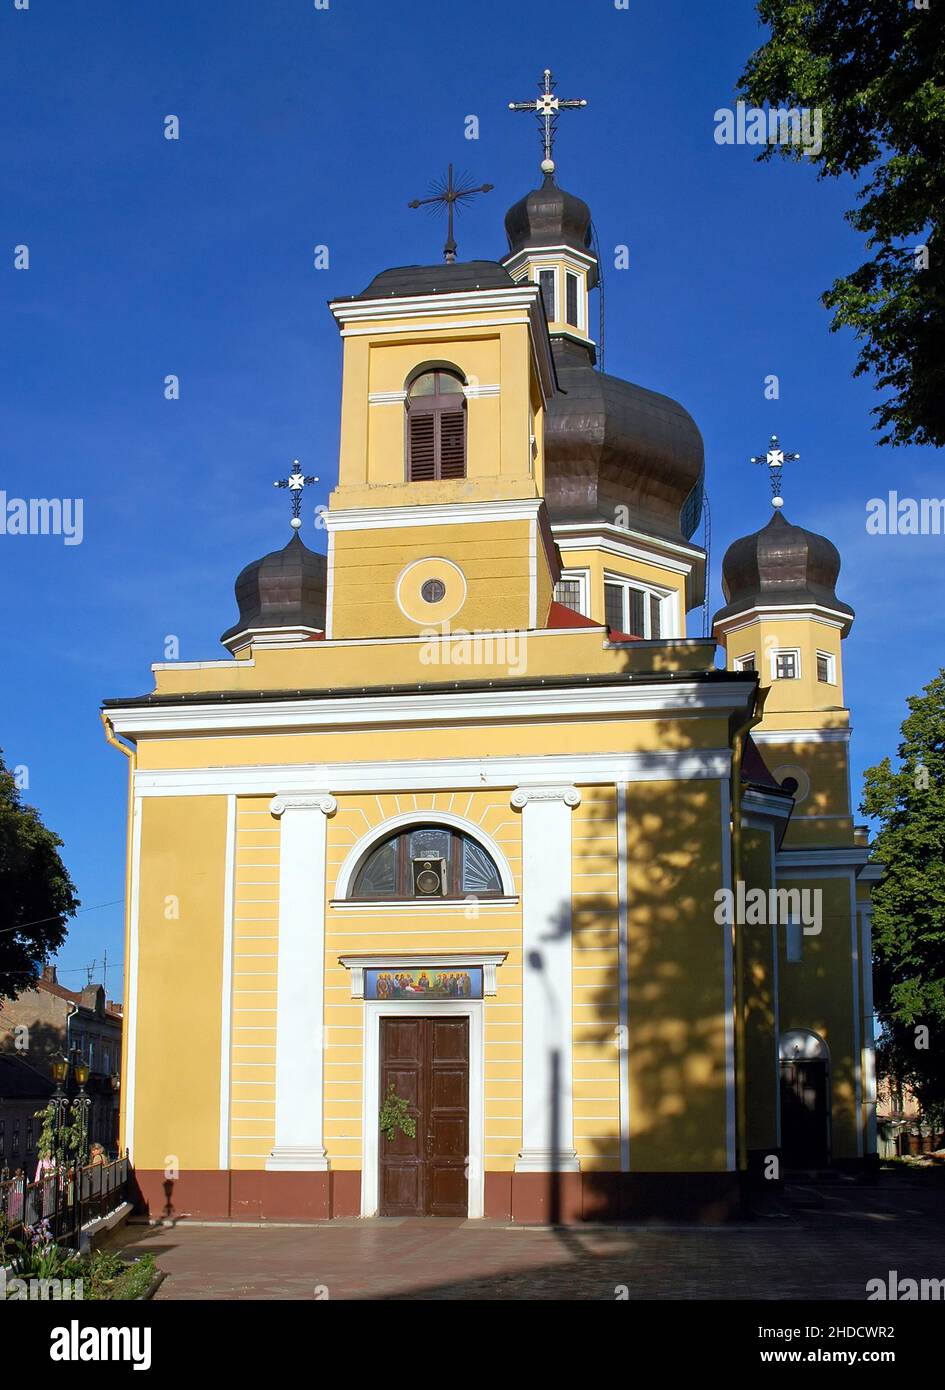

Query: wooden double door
<box><xmin>379</xmin><ymin>1017</ymin><xmax>469</xmax><ymax>1217</ymax></box>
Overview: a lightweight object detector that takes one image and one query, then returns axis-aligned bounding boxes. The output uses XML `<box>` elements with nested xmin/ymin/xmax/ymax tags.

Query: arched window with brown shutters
<box><xmin>405</xmin><ymin>369</ymin><xmax>467</xmax><ymax>481</ymax></box>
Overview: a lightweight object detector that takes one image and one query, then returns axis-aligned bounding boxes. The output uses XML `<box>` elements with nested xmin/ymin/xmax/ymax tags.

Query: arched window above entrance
<box><xmin>351</xmin><ymin>824</ymin><xmax>502</xmax><ymax>900</ymax></box>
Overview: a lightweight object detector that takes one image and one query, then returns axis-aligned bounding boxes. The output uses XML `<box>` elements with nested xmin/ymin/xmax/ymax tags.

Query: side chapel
<box><xmin>103</xmin><ymin>78</ymin><xmax>880</xmax><ymax>1222</ymax></box>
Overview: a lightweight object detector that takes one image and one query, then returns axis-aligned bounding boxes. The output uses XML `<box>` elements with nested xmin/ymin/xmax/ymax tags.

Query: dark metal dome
<box><xmin>504</xmin><ymin>176</ymin><xmax>598</xmax><ymax>285</ymax></box>
<box><xmin>714</xmin><ymin>510</ymin><xmax>854</xmax><ymax>627</ymax></box>
<box><xmin>353</xmin><ymin>261</ymin><xmax>515</xmax><ymax>300</ymax></box>
<box><xmin>543</xmin><ymin>338</ymin><xmax>705</xmax><ymax>544</ymax></box>
<box><xmin>221</xmin><ymin>532</ymin><xmax>327</xmax><ymax>647</ymax></box>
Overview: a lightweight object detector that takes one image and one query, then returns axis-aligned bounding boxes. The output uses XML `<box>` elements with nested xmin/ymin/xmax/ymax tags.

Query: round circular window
<box><xmin>421</xmin><ymin>578</ymin><xmax>446</xmax><ymax>604</ymax></box>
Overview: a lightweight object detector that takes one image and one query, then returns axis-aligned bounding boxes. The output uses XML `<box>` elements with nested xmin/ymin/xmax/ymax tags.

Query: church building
<box><xmin>103</xmin><ymin>82</ymin><xmax>880</xmax><ymax>1223</ymax></box>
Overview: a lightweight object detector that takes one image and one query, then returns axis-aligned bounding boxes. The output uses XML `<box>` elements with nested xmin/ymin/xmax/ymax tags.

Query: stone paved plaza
<box><xmin>110</xmin><ymin>1167</ymin><xmax>945</xmax><ymax>1301</ymax></box>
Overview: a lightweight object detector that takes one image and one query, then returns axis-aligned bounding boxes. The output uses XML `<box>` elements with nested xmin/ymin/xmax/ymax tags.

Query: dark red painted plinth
<box><xmin>131</xmin><ymin>1167</ymin><xmax>738</xmax><ymax>1224</ymax></box>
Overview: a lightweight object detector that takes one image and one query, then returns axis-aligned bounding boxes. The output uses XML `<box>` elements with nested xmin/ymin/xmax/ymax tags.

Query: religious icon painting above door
<box><xmin>379</xmin><ymin>1017</ymin><xmax>469</xmax><ymax>1217</ymax></box>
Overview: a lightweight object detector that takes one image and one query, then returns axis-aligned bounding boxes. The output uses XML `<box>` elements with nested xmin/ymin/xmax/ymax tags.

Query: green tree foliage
<box><xmin>861</xmin><ymin>671</ymin><xmax>945</xmax><ymax>1117</ymax></box>
<box><xmin>739</xmin><ymin>1</ymin><xmax>945</xmax><ymax>446</ymax></box>
<box><xmin>0</xmin><ymin>750</ymin><xmax>79</xmax><ymax>1003</ymax></box>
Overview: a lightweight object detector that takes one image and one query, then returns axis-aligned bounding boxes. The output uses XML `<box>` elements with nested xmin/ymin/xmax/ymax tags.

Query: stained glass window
<box><xmin>351</xmin><ymin>826</ymin><xmax>504</xmax><ymax>900</ymax></box>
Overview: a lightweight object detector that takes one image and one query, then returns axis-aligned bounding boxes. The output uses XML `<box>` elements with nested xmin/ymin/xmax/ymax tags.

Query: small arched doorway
<box><xmin>779</xmin><ymin>1029</ymin><xmax>831</xmax><ymax>1168</ymax></box>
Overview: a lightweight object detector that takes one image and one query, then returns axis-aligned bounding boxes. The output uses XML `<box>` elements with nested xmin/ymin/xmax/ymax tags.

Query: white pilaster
<box><xmin>511</xmin><ymin>784</ymin><xmax>581</xmax><ymax>1173</ymax></box>
<box><xmin>266</xmin><ymin>792</ymin><xmax>337</xmax><ymax>1172</ymax></box>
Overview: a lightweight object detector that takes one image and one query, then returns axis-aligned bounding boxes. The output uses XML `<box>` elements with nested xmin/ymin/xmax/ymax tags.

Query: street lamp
<box><xmin>71</xmin><ymin>1058</ymin><xmax>92</xmax><ymax>1252</ymax></box>
<box><xmin>48</xmin><ymin>1052</ymin><xmax>70</xmax><ymax>1239</ymax></box>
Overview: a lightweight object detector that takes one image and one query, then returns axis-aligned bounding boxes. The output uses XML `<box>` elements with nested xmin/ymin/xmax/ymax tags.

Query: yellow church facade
<box><xmin>103</xmin><ymin>155</ymin><xmax>879</xmax><ymax>1223</ymax></box>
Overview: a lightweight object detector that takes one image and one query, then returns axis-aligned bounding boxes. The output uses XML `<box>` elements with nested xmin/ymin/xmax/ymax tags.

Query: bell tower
<box><xmin>324</xmin><ymin>257</ymin><xmax>558</xmax><ymax>641</ymax></box>
<box><xmin>713</xmin><ymin>505</ymin><xmax>856</xmax><ymax>848</ymax></box>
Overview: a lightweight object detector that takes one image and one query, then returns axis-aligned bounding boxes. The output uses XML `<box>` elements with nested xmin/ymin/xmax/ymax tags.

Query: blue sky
<box><xmin>2</xmin><ymin>0</ymin><xmax>942</xmax><ymax>998</ymax></box>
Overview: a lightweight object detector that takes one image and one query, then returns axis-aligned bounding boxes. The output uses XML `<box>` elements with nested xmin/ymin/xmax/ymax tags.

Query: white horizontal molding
<box><xmin>752</xmin><ymin>728</ymin><xmax>851</xmax><ymax>745</ymax></box>
<box><xmin>324</xmin><ymin>497</ymin><xmax>543</xmax><ymax>533</ymax></box>
<box><xmin>329</xmin><ymin>285</ymin><xmax>541</xmax><ymax>324</ymax></box>
<box><xmin>552</xmin><ymin>520</ymin><xmax>706</xmax><ymax>565</ymax></box>
<box><xmin>222</xmin><ymin>625</ymin><xmax>323</xmax><ymax>653</ymax></box>
<box><xmin>503</xmin><ymin>245</ymin><xmax>598</xmax><ymax>274</ymax></box>
<box><xmin>555</xmin><ymin>532</ymin><xmax>696</xmax><ymax>578</ymax></box>
<box><xmin>741</xmin><ymin>789</ymin><xmax>792</xmax><ymax>821</ymax></box>
<box><xmin>132</xmin><ymin>748</ymin><xmax>734</xmax><ymax>797</ymax></box>
<box><xmin>777</xmin><ymin>847</ymin><xmax>873</xmax><ymax>874</ymax></box>
<box><xmin>329</xmin><ymin>897</ymin><xmax>519</xmax><ymax>914</ymax></box>
<box><xmin>368</xmin><ymin>383</ymin><xmax>499</xmax><ymax>403</ymax></box>
<box><xmin>339</xmin><ymin>951</ymin><xmax>508</xmax><ymax>999</ymax></box>
<box><xmin>108</xmin><ymin>680</ymin><xmax>754</xmax><ymax>739</ymax></box>
<box><xmin>714</xmin><ymin>604</ymin><xmax>851</xmax><ymax>634</ymax></box>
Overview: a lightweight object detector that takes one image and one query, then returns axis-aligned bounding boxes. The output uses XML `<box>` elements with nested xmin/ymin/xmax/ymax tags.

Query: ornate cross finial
<box><xmin>274</xmin><ymin>460</ymin><xmax>318</xmax><ymax>530</ymax></box>
<box><xmin>408</xmin><ymin>163</ymin><xmax>494</xmax><ymax>264</ymax></box>
<box><xmin>508</xmin><ymin>68</ymin><xmax>587</xmax><ymax>177</ymax></box>
<box><xmin>750</xmin><ymin>435</ymin><xmax>801</xmax><ymax>509</ymax></box>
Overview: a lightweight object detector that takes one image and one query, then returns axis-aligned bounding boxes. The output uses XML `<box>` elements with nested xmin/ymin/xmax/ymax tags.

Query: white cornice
<box><xmin>323</xmin><ymin>497</ymin><xmax>543</xmax><ymax>533</ymax></box>
<box><xmin>557</xmin><ymin>533</ymin><xmax>694</xmax><ymax>578</ymax></box>
<box><xmin>552</xmin><ymin>521</ymin><xmax>705</xmax><ymax>564</ymax></box>
<box><xmin>742</xmin><ymin>789</ymin><xmax>792</xmax><ymax>821</ymax></box>
<box><xmin>108</xmin><ymin>680</ymin><xmax>755</xmax><ymax>739</ymax></box>
<box><xmin>221</xmin><ymin>625</ymin><xmax>323</xmax><ymax>653</ymax></box>
<box><xmin>713</xmin><ymin>604</ymin><xmax>852</xmax><ymax>635</ymax></box>
<box><xmin>130</xmin><ymin>748</ymin><xmax>735</xmax><ymax>797</ymax></box>
<box><xmin>503</xmin><ymin>246</ymin><xmax>598</xmax><ymax>273</ymax></box>
<box><xmin>329</xmin><ymin>284</ymin><xmax>556</xmax><ymax>400</ymax></box>
<box><xmin>329</xmin><ymin>286</ymin><xmax>541</xmax><ymax>323</ymax></box>
<box><xmin>752</xmin><ymin>728</ymin><xmax>851</xmax><ymax>744</ymax></box>
<box><xmin>776</xmin><ymin>846</ymin><xmax>877</xmax><ymax>875</ymax></box>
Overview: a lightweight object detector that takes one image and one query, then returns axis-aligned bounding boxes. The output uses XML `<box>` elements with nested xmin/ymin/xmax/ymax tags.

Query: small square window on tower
<box><xmin>735</xmin><ymin>652</ymin><xmax>756</xmax><ymax>673</ymax></box>
<box><xmin>816</xmin><ymin>651</ymin><xmax>836</xmax><ymax>684</ymax></box>
<box><xmin>774</xmin><ymin>650</ymin><xmax>799</xmax><ymax>680</ymax></box>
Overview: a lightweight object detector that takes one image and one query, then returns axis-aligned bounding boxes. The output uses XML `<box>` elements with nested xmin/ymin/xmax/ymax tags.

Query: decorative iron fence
<box><xmin>0</xmin><ymin>1156</ymin><xmax>129</xmax><ymax>1248</ymax></box>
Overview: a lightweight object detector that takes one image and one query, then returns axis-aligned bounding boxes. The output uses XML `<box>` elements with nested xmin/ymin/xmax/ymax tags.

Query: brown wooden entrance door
<box><xmin>379</xmin><ymin>1016</ymin><xmax>469</xmax><ymax>1217</ymax></box>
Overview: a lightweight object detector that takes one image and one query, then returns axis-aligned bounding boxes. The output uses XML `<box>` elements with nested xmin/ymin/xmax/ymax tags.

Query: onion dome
<box><xmin>504</xmin><ymin>175</ymin><xmax>598</xmax><ymax>287</ymax></box>
<box><xmin>714</xmin><ymin>510</ymin><xmax>854</xmax><ymax>630</ymax></box>
<box><xmin>220</xmin><ymin>532</ymin><xmax>327</xmax><ymax>650</ymax></box>
<box><xmin>543</xmin><ymin>338</ymin><xmax>705</xmax><ymax>545</ymax></box>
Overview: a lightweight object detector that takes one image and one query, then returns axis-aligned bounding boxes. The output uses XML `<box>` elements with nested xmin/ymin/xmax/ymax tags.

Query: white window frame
<box><xmin>770</xmin><ymin>647</ymin><xmax>801</xmax><ymax>681</ymax></box>
<box><xmin>564</xmin><ymin>269</ymin><xmax>584</xmax><ymax>332</ymax></box>
<box><xmin>815</xmin><ymin>650</ymin><xmax>836</xmax><ymax>685</ymax></box>
<box><xmin>603</xmin><ymin>573</ymin><xmax>676</xmax><ymax>639</ymax></box>
<box><xmin>554</xmin><ymin>568</ymin><xmax>590</xmax><ymax>617</ymax></box>
<box><xmin>535</xmin><ymin>266</ymin><xmax>559</xmax><ymax>323</ymax></box>
<box><xmin>734</xmin><ymin>652</ymin><xmax>756</xmax><ymax>673</ymax></box>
